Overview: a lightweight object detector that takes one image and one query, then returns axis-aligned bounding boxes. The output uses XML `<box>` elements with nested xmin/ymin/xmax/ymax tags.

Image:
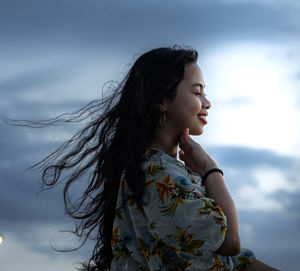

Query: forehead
<box><xmin>183</xmin><ymin>62</ymin><xmax>205</xmax><ymax>84</ymax></box>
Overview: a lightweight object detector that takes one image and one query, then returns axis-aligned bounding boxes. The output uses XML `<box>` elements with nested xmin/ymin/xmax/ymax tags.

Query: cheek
<box><xmin>168</xmin><ymin>101</ymin><xmax>188</xmax><ymax>121</ymax></box>
<box><xmin>167</xmin><ymin>93</ymin><xmax>202</xmax><ymax>121</ymax></box>
<box><xmin>173</xmin><ymin>98</ymin><xmax>200</xmax><ymax>119</ymax></box>
<box><xmin>188</xmin><ymin>97</ymin><xmax>202</xmax><ymax>113</ymax></box>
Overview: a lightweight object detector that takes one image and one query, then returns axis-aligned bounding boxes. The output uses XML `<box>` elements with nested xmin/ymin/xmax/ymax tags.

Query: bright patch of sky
<box><xmin>234</xmin><ymin>167</ymin><xmax>294</xmax><ymax>211</ymax></box>
<box><xmin>199</xmin><ymin>41</ymin><xmax>300</xmax><ymax>157</ymax></box>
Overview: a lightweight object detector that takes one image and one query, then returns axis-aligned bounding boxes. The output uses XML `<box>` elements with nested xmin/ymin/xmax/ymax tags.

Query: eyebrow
<box><xmin>192</xmin><ymin>83</ymin><xmax>206</xmax><ymax>89</ymax></box>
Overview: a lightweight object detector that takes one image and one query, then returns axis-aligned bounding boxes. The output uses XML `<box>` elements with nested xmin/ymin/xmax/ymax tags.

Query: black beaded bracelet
<box><xmin>201</xmin><ymin>168</ymin><xmax>223</xmax><ymax>186</ymax></box>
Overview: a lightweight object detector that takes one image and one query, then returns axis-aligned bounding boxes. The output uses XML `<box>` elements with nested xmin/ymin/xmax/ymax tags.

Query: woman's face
<box><xmin>164</xmin><ymin>62</ymin><xmax>211</xmax><ymax>135</ymax></box>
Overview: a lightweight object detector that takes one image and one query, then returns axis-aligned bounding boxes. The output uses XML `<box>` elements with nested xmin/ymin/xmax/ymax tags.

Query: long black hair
<box><xmin>9</xmin><ymin>45</ymin><xmax>198</xmax><ymax>270</ymax></box>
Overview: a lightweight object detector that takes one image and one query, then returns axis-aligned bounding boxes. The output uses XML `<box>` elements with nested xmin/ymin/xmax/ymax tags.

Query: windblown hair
<box><xmin>15</xmin><ymin>45</ymin><xmax>198</xmax><ymax>270</ymax></box>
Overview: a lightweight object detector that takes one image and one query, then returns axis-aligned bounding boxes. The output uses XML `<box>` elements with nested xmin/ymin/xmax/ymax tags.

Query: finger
<box><xmin>183</xmin><ymin>128</ymin><xmax>190</xmax><ymax>142</ymax></box>
<box><xmin>180</xmin><ymin>128</ymin><xmax>189</xmax><ymax>142</ymax></box>
<box><xmin>179</xmin><ymin>134</ymin><xmax>186</xmax><ymax>146</ymax></box>
<box><xmin>185</xmin><ymin>128</ymin><xmax>189</xmax><ymax>138</ymax></box>
<box><xmin>180</xmin><ymin>135</ymin><xmax>186</xmax><ymax>145</ymax></box>
<box><xmin>180</xmin><ymin>129</ymin><xmax>192</xmax><ymax>151</ymax></box>
<box><xmin>179</xmin><ymin>150</ymin><xmax>186</xmax><ymax>161</ymax></box>
<box><xmin>181</xmin><ymin>128</ymin><xmax>187</xmax><ymax>139</ymax></box>
<box><xmin>179</xmin><ymin>138</ymin><xmax>187</xmax><ymax>150</ymax></box>
<box><xmin>179</xmin><ymin>149</ymin><xmax>189</xmax><ymax>162</ymax></box>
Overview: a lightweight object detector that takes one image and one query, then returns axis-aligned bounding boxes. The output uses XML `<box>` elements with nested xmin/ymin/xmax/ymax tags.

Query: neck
<box><xmin>147</xmin><ymin>126</ymin><xmax>181</xmax><ymax>159</ymax></box>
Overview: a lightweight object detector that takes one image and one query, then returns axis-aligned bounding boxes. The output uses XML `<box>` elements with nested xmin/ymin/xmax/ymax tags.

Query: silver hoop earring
<box><xmin>159</xmin><ymin>111</ymin><xmax>166</xmax><ymax>129</ymax></box>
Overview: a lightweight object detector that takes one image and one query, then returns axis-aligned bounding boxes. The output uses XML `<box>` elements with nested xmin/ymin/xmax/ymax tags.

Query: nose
<box><xmin>202</xmin><ymin>96</ymin><xmax>211</xmax><ymax>110</ymax></box>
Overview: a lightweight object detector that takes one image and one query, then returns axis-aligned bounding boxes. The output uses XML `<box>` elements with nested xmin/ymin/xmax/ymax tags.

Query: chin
<box><xmin>189</xmin><ymin>127</ymin><xmax>204</xmax><ymax>136</ymax></box>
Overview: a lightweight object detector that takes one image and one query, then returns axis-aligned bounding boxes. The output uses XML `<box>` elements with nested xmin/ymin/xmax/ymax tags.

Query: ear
<box><xmin>155</xmin><ymin>99</ymin><xmax>168</xmax><ymax>113</ymax></box>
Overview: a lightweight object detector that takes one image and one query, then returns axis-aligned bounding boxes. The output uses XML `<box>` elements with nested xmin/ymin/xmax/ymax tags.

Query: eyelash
<box><xmin>195</xmin><ymin>92</ymin><xmax>207</xmax><ymax>97</ymax></box>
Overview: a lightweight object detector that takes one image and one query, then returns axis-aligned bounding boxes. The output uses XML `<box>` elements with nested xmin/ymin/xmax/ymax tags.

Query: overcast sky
<box><xmin>1</xmin><ymin>1</ymin><xmax>300</xmax><ymax>270</ymax></box>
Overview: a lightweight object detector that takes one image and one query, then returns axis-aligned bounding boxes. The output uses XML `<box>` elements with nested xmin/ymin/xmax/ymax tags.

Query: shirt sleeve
<box><xmin>140</xmin><ymin>158</ymin><xmax>228</xmax><ymax>268</ymax></box>
<box><xmin>231</xmin><ymin>248</ymin><xmax>256</xmax><ymax>270</ymax></box>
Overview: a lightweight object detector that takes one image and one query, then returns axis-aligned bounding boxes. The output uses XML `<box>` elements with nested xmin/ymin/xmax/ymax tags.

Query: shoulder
<box><xmin>142</xmin><ymin>148</ymin><xmax>202</xmax><ymax>186</ymax></box>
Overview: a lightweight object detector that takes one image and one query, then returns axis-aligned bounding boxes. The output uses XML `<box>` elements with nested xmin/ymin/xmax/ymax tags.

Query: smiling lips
<box><xmin>197</xmin><ymin>113</ymin><xmax>208</xmax><ymax>124</ymax></box>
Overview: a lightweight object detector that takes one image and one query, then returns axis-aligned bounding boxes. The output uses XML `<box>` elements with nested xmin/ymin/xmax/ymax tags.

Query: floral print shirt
<box><xmin>111</xmin><ymin>148</ymin><xmax>255</xmax><ymax>270</ymax></box>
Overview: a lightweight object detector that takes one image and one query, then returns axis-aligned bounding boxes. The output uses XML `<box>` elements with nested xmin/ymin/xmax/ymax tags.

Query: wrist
<box><xmin>202</xmin><ymin>168</ymin><xmax>223</xmax><ymax>186</ymax></box>
<box><xmin>202</xmin><ymin>162</ymin><xmax>218</xmax><ymax>175</ymax></box>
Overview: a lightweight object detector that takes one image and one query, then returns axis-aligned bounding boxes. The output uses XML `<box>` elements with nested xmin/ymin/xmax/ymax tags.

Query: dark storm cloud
<box><xmin>0</xmin><ymin>65</ymin><xmax>74</xmax><ymax>94</ymax></box>
<box><xmin>1</xmin><ymin>1</ymin><xmax>299</xmax><ymax>269</ymax></box>
<box><xmin>238</xmin><ymin>208</ymin><xmax>299</xmax><ymax>270</ymax></box>
<box><xmin>2</xmin><ymin>99</ymin><xmax>87</xmax><ymax>119</ymax></box>
<box><xmin>0</xmin><ymin>117</ymin><xmax>98</xmax><ymax>225</ymax></box>
<box><xmin>0</xmin><ymin>122</ymin><xmax>65</xmax><ymax>223</ymax></box>
<box><xmin>208</xmin><ymin>145</ymin><xmax>294</xmax><ymax>169</ymax></box>
<box><xmin>0</xmin><ymin>0</ymin><xmax>297</xmax><ymax>51</ymax></box>
<box><xmin>0</xmin><ymin>166</ymin><xmax>64</xmax><ymax>223</ymax></box>
<box><xmin>0</xmin><ymin>60</ymin><xmax>98</xmax><ymax>121</ymax></box>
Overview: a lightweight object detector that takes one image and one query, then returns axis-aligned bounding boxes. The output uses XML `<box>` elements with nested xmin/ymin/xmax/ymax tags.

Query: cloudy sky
<box><xmin>1</xmin><ymin>0</ymin><xmax>300</xmax><ymax>270</ymax></box>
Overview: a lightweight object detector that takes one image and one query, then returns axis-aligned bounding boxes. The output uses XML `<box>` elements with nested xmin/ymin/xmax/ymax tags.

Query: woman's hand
<box><xmin>179</xmin><ymin>127</ymin><xmax>218</xmax><ymax>176</ymax></box>
<box><xmin>179</xmin><ymin>127</ymin><xmax>242</xmax><ymax>256</ymax></box>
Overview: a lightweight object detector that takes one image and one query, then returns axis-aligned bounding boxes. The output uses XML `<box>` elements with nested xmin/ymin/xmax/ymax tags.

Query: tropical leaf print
<box><xmin>171</xmin><ymin>225</ymin><xmax>205</xmax><ymax>254</ymax></box>
<box><xmin>172</xmin><ymin>176</ymin><xmax>201</xmax><ymax>202</ymax></box>
<box><xmin>214</xmin><ymin>204</ymin><xmax>225</xmax><ymax>217</ymax></box>
<box><xmin>221</xmin><ymin>225</ymin><xmax>227</xmax><ymax>235</ymax></box>
<box><xmin>234</xmin><ymin>256</ymin><xmax>256</xmax><ymax>270</ymax></box>
<box><xmin>128</xmin><ymin>198</ymin><xmax>146</xmax><ymax>217</ymax></box>
<box><xmin>135</xmin><ymin>201</ymin><xmax>147</xmax><ymax>217</ymax></box>
<box><xmin>148</xmin><ymin>232</ymin><xmax>191</xmax><ymax>271</ymax></box>
<box><xmin>213</xmin><ymin>216</ymin><xmax>228</xmax><ymax>235</ymax></box>
<box><xmin>145</xmin><ymin>178</ymin><xmax>155</xmax><ymax>187</ymax></box>
<box><xmin>111</xmin><ymin>226</ymin><xmax>121</xmax><ymax>248</ymax></box>
<box><xmin>145</xmin><ymin>149</ymin><xmax>159</xmax><ymax>158</ymax></box>
<box><xmin>190</xmin><ymin>191</ymin><xmax>203</xmax><ymax>199</ymax></box>
<box><xmin>160</xmin><ymin>245</ymin><xmax>191</xmax><ymax>271</ymax></box>
<box><xmin>113</xmin><ymin>242</ymin><xmax>132</xmax><ymax>261</ymax></box>
<box><xmin>155</xmin><ymin>175</ymin><xmax>199</xmax><ymax>217</ymax></box>
<box><xmin>150</xmin><ymin>232</ymin><xmax>165</xmax><ymax>260</ymax></box>
<box><xmin>145</xmin><ymin>162</ymin><xmax>163</xmax><ymax>176</ymax></box>
<box><xmin>175</xmin><ymin>182</ymin><xmax>194</xmax><ymax>200</ymax></box>
<box><xmin>155</xmin><ymin>175</ymin><xmax>175</xmax><ymax>204</ymax></box>
<box><xmin>198</xmin><ymin>199</ymin><xmax>227</xmax><ymax>235</ymax></box>
<box><xmin>208</xmin><ymin>253</ymin><xmax>227</xmax><ymax>271</ymax></box>
<box><xmin>114</xmin><ymin>206</ymin><xmax>123</xmax><ymax>220</ymax></box>
<box><xmin>198</xmin><ymin>198</ymin><xmax>216</xmax><ymax>216</ymax></box>
<box><xmin>149</xmin><ymin>222</ymin><xmax>156</xmax><ymax>230</ymax></box>
<box><xmin>160</xmin><ymin>197</ymin><xmax>184</xmax><ymax>217</ymax></box>
<box><xmin>137</xmin><ymin>236</ymin><xmax>150</xmax><ymax>262</ymax></box>
<box><xmin>214</xmin><ymin>216</ymin><xmax>225</xmax><ymax>225</ymax></box>
<box><xmin>184</xmin><ymin>166</ymin><xmax>193</xmax><ymax>175</ymax></box>
<box><xmin>111</xmin><ymin>226</ymin><xmax>133</xmax><ymax>261</ymax></box>
<box><xmin>198</xmin><ymin>199</ymin><xmax>225</xmax><ymax>219</ymax></box>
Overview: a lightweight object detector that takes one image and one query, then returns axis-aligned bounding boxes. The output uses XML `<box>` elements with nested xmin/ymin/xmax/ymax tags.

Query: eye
<box><xmin>194</xmin><ymin>92</ymin><xmax>207</xmax><ymax>97</ymax></box>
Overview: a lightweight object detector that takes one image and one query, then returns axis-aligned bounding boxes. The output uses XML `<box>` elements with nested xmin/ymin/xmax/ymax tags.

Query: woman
<box><xmin>20</xmin><ymin>46</ymin><xmax>279</xmax><ymax>270</ymax></box>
